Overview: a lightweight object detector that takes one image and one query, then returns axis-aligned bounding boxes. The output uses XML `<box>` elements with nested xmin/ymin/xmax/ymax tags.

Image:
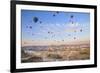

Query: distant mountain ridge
<box><xmin>22</xmin><ymin>44</ymin><xmax>90</xmax><ymax>51</ymax></box>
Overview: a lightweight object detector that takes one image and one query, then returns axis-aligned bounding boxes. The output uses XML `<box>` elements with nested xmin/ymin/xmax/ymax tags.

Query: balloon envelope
<box><xmin>70</xmin><ymin>15</ymin><xmax>74</xmax><ymax>18</ymax></box>
<box><xmin>33</xmin><ymin>17</ymin><xmax>38</xmax><ymax>23</ymax></box>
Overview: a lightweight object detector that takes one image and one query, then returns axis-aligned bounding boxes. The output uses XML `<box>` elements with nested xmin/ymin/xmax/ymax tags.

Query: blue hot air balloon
<box><xmin>33</xmin><ymin>17</ymin><xmax>38</xmax><ymax>23</ymax></box>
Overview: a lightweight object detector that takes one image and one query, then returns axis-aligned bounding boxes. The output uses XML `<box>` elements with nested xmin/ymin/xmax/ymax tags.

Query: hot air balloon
<box><xmin>53</xmin><ymin>14</ymin><xmax>56</xmax><ymax>17</ymax></box>
<box><xmin>74</xmin><ymin>30</ymin><xmax>76</xmax><ymax>32</ymax></box>
<box><xmin>26</xmin><ymin>26</ymin><xmax>28</xmax><ymax>28</ymax></box>
<box><xmin>72</xmin><ymin>21</ymin><xmax>74</xmax><ymax>24</ymax></box>
<box><xmin>32</xmin><ymin>33</ymin><xmax>34</xmax><ymax>35</ymax></box>
<box><xmin>48</xmin><ymin>31</ymin><xmax>50</xmax><ymax>34</ymax></box>
<box><xmin>68</xmin><ymin>34</ymin><xmax>71</xmax><ymax>36</ymax></box>
<box><xmin>50</xmin><ymin>32</ymin><xmax>53</xmax><ymax>34</ymax></box>
<box><xmin>33</xmin><ymin>17</ymin><xmax>38</xmax><ymax>23</ymax></box>
<box><xmin>56</xmin><ymin>11</ymin><xmax>59</xmax><ymax>14</ymax></box>
<box><xmin>29</xmin><ymin>26</ymin><xmax>32</xmax><ymax>29</ymax></box>
<box><xmin>74</xmin><ymin>37</ymin><xmax>76</xmax><ymax>39</ymax></box>
<box><xmin>70</xmin><ymin>15</ymin><xmax>74</xmax><ymax>18</ymax></box>
<box><xmin>69</xmin><ymin>15</ymin><xmax>75</xmax><ymax>26</ymax></box>
<box><xmin>40</xmin><ymin>21</ymin><xmax>42</xmax><ymax>24</ymax></box>
<box><xmin>80</xmin><ymin>29</ymin><xmax>82</xmax><ymax>32</ymax></box>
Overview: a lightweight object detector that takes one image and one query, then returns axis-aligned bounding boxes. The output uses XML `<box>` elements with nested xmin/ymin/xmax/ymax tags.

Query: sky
<box><xmin>21</xmin><ymin>10</ymin><xmax>90</xmax><ymax>46</ymax></box>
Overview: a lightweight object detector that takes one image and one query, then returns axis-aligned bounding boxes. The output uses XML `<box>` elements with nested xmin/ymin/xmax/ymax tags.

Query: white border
<box><xmin>16</xmin><ymin>4</ymin><xmax>94</xmax><ymax>69</ymax></box>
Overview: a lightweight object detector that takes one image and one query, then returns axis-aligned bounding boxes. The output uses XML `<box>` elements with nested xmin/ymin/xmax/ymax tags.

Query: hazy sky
<box><xmin>21</xmin><ymin>10</ymin><xmax>90</xmax><ymax>46</ymax></box>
